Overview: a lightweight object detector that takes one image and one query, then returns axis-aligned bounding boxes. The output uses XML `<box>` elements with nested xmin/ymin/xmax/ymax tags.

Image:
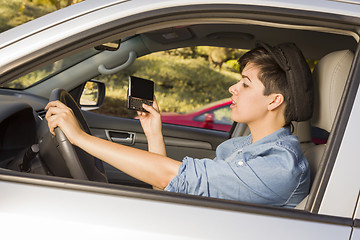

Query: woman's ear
<box><xmin>267</xmin><ymin>93</ymin><xmax>284</xmax><ymax>111</ymax></box>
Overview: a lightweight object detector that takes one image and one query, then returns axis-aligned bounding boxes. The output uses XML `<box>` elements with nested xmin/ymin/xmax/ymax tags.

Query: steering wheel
<box><xmin>39</xmin><ymin>88</ymin><xmax>107</xmax><ymax>182</ymax></box>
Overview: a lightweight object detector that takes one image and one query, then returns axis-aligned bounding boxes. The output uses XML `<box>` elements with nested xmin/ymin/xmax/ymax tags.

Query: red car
<box><xmin>161</xmin><ymin>98</ymin><xmax>233</xmax><ymax>131</ymax></box>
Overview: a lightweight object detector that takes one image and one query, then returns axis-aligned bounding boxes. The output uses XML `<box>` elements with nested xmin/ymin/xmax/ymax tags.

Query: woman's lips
<box><xmin>230</xmin><ymin>98</ymin><xmax>236</xmax><ymax>109</ymax></box>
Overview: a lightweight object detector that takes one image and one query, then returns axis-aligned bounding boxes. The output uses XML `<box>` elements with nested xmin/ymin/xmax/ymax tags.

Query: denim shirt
<box><xmin>165</xmin><ymin>127</ymin><xmax>310</xmax><ymax>208</ymax></box>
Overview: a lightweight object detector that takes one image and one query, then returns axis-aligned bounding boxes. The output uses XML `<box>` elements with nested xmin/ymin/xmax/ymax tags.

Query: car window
<box><xmin>194</xmin><ymin>104</ymin><xmax>232</xmax><ymax>125</ymax></box>
<box><xmin>92</xmin><ymin>47</ymin><xmax>243</xmax><ymax>132</ymax></box>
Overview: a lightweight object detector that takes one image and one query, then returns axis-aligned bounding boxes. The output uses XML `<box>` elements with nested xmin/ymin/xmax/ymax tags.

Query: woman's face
<box><xmin>229</xmin><ymin>63</ymin><xmax>272</xmax><ymax>125</ymax></box>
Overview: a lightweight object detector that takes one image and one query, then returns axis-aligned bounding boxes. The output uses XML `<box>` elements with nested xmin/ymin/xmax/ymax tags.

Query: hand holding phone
<box><xmin>127</xmin><ymin>76</ymin><xmax>154</xmax><ymax>112</ymax></box>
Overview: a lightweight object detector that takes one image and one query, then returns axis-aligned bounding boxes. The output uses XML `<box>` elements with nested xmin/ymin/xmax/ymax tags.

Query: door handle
<box><xmin>105</xmin><ymin>130</ymin><xmax>135</xmax><ymax>145</ymax></box>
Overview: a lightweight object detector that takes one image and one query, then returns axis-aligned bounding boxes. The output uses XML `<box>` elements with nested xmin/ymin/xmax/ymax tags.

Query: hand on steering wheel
<box><xmin>40</xmin><ymin>88</ymin><xmax>107</xmax><ymax>182</ymax></box>
<box><xmin>45</xmin><ymin>100</ymin><xmax>84</xmax><ymax>145</ymax></box>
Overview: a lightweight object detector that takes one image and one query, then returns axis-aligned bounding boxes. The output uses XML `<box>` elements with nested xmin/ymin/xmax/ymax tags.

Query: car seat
<box><xmin>295</xmin><ymin>49</ymin><xmax>354</xmax><ymax>210</ymax></box>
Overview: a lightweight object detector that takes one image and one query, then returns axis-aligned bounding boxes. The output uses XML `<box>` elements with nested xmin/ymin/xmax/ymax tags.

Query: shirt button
<box><xmin>238</xmin><ymin>161</ymin><xmax>244</xmax><ymax>166</ymax></box>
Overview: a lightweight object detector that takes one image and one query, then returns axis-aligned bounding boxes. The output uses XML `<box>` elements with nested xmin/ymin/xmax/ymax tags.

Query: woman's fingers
<box><xmin>152</xmin><ymin>97</ymin><xmax>160</xmax><ymax>111</ymax></box>
<box><xmin>45</xmin><ymin>101</ymin><xmax>75</xmax><ymax>135</ymax></box>
<box><xmin>45</xmin><ymin>103</ymin><xmax>73</xmax><ymax>122</ymax></box>
<box><xmin>44</xmin><ymin>101</ymin><xmax>85</xmax><ymax>145</ymax></box>
<box><xmin>45</xmin><ymin>100</ymin><xmax>67</xmax><ymax>110</ymax></box>
<box><xmin>46</xmin><ymin>104</ymin><xmax>68</xmax><ymax>119</ymax></box>
<box><xmin>46</xmin><ymin>114</ymin><xmax>60</xmax><ymax>135</ymax></box>
<box><xmin>142</xmin><ymin>103</ymin><xmax>160</xmax><ymax>116</ymax></box>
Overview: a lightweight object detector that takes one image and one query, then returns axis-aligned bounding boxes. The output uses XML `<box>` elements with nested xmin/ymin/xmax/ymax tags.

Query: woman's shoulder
<box><xmin>274</xmin><ymin>132</ymin><xmax>303</xmax><ymax>156</ymax></box>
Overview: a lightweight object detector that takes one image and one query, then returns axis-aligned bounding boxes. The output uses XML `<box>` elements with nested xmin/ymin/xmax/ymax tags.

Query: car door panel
<box><xmin>352</xmin><ymin>225</ymin><xmax>360</xmax><ymax>240</ymax></box>
<box><xmin>0</xmin><ymin>176</ymin><xmax>354</xmax><ymax>240</ymax></box>
<box><xmin>350</xmin><ymin>191</ymin><xmax>360</xmax><ymax>239</ymax></box>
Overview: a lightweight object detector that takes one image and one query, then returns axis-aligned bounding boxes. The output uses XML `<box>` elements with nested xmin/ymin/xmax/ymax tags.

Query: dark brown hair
<box><xmin>238</xmin><ymin>47</ymin><xmax>294</xmax><ymax>126</ymax></box>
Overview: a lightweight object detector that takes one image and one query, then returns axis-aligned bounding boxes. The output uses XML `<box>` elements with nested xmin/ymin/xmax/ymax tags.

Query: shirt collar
<box><xmin>233</xmin><ymin>127</ymin><xmax>291</xmax><ymax>150</ymax></box>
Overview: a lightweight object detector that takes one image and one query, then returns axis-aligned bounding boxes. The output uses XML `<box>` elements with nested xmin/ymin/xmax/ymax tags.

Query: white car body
<box><xmin>0</xmin><ymin>0</ymin><xmax>360</xmax><ymax>239</ymax></box>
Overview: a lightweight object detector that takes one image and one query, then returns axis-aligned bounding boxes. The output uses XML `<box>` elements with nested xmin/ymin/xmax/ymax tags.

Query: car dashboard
<box><xmin>0</xmin><ymin>89</ymin><xmax>48</xmax><ymax>175</ymax></box>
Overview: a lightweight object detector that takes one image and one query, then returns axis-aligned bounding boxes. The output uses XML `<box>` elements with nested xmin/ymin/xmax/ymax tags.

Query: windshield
<box><xmin>0</xmin><ymin>48</ymin><xmax>99</xmax><ymax>90</ymax></box>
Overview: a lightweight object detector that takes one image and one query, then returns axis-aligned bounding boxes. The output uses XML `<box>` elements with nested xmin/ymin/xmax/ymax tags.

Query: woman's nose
<box><xmin>229</xmin><ymin>83</ymin><xmax>238</xmax><ymax>95</ymax></box>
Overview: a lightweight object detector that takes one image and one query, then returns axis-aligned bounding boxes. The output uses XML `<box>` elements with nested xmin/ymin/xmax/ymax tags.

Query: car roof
<box><xmin>1</xmin><ymin>0</ymin><xmax>359</xmax><ymax>49</ymax></box>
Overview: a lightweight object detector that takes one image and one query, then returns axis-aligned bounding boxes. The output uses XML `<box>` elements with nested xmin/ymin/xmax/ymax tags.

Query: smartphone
<box><xmin>127</xmin><ymin>76</ymin><xmax>154</xmax><ymax>112</ymax></box>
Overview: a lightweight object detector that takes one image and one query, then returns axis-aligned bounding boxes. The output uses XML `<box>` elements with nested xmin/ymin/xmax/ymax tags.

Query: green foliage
<box><xmin>307</xmin><ymin>59</ymin><xmax>318</xmax><ymax>72</ymax></box>
<box><xmin>37</xmin><ymin>0</ymin><xmax>83</xmax><ymax>10</ymax></box>
<box><xmin>3</xmin><ymin>69</ymin><xmax>49</xmax><ymax>89</ymax></box>
<box><xmin>165</xmin><ymin>47</ymin><xmax>247</xmax><ymax>71</ymax></box>
<box><xmin>225</xmin><ymin>59</ymin><xmax>240</xmax><ymax>72</ymax></box>
<box><xmin>92</xmin><ymin>97</ymin><xmax>137</xmax><ymax>118</ymax></box>
<box><xmin>165</xmin><ymin>47</ymin><xmax>198</xmax><ymax>59</ymax></box>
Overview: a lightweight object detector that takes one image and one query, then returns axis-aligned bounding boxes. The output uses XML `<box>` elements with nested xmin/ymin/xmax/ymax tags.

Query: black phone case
<box><xmin>126</xmin><ymin>76</ymin><xmax>154</xmax><ymax>112</ymax></box>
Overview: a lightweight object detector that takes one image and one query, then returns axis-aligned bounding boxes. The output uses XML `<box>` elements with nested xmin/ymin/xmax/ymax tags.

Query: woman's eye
<box><xmin>242</xmin><ymin>83</ymin><xmax>249</xmax><ymax>88</ymax></box>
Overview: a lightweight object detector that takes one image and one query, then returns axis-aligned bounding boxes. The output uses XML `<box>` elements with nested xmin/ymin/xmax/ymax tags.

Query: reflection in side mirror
<box><xmin>80</xmin><ymin>80</ymin><xmax>105</xmax><ymax>111</ymax></box>
<box><xmin>94</xmin><ymin>40</ymin><xmax>121</xmax><ymax>51</ymax></box>
<box><xmin>203</xmin><ymin>113</ymin><xmax>215</xmax><ymax>129</ymax></box>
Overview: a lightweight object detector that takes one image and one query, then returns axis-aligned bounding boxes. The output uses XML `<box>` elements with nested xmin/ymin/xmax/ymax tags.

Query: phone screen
<box><xmin>130</xmin><ymin>76</ymin><xmax>154</xmax><ymax>100</ymax></box>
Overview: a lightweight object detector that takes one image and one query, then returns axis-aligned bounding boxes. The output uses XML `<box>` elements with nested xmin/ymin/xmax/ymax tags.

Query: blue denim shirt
<box><xmin>165</xmin><ymin>127</ymin><xmax>310</xmax><ymax>208</ymax></box>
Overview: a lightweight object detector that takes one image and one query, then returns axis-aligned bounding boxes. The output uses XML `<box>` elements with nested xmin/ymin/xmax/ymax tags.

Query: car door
<box><xmin>0</xmin><ymin>169</ymin><xmax>354</xmax><ymax>240</ymax></box>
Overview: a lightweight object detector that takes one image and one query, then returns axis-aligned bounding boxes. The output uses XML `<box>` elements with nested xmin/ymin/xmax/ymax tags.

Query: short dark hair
<box><xmin>238</xmin><ymin>47</ymin><xmax>294</xmax><ymax>126</ymax></box>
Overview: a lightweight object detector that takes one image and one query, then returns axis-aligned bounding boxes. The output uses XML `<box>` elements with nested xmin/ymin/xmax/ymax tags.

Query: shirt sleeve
<box><xmin>164</xmin><ymin>156</ymin><xmax>212</xmax><ymax>197</ymax></box>
<box><xmin>164</xmin><ymin>146</ymin><xmax>308</xmax><ymax>207</ymax></box>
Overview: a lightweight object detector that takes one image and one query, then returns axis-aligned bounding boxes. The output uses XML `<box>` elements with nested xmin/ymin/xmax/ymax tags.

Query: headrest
<box><xmin>292</xmin><ymin>120</ymin><xmax>312</xmax><ymax>143</ymax></box>
<box><xmin>311</xmin><ymin>50</ymin><xmax>354</xmax><ymax>132</ymax></box>
<box><xmin>257</xmin><ymin>42</ymin><xmax>314</xmax><ymax>122</ymax></box>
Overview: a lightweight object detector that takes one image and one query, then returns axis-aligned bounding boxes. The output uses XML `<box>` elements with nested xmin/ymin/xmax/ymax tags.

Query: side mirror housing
<box><xmin>80</xmin><ymin>80</ymin><xmax>105</xmax><ymax>111</ymax></box>
<box><xmin>203</xmin><ymin>113</ymin><xmax>215</xmax><ymax>129</ymax></box>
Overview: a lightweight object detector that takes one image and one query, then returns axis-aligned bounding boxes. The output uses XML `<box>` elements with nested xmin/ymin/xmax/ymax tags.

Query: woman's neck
<box><xmin>248</xmin><ymin>116</ymin><xmax>285</xmax><ymax>143</ymax></box>
<box><xmin>249</xmin><ymin>125</ymin><xmax>282</xmax><ymax>143</ymax></box>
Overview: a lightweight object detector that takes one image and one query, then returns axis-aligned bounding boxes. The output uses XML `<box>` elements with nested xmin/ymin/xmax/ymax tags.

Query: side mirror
<box><xmin>80</xmin><ymin>80</ymin><xmax>105</xmax><ymax>111</ymax></box>
<box><xmin>203</xmin><ymin>113</ymin><xmax>215</xmax><ymax>129</ymax></box>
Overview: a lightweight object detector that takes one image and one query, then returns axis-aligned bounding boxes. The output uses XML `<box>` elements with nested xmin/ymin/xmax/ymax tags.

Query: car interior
<box><xmin>0</xmin><ymin>16</ymin><xmax>358</xmax><ymax>212</ymax></box>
